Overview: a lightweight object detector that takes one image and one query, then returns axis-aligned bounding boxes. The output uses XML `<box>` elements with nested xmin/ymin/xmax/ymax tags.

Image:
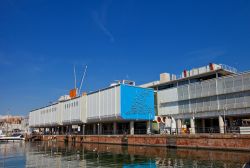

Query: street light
<box><xmin>97</xmin><ymin>123</ymin><xmax>100</xmax><ymax>135</ymax></box>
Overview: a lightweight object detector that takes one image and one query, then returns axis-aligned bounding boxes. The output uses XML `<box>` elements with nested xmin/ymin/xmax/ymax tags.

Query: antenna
<box><xmin>78</xmin><ymin>65</ymin><xmax>88</xmax><ymax>95</ymax></box>
<box><xmin>74</xmin><ymin>65</ymin><xmax>77</xmax><ymax>90</ymax></box>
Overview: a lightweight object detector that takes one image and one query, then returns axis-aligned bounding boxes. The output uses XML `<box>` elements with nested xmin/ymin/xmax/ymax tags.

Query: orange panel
<box><xmin>69</xmin><ymin>89</ymin><xmax>77</xmax><ymax>98</ymax></box>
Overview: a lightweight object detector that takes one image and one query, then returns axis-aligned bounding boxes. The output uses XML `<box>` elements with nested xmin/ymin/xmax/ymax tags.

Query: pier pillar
<box><xmin>66</xmin><ymin>126</ymin><xmax>68</xmax><ymax>134</ymax></box>
<box><xmin>98</xmin><ymin>123</ymin><xmax>103</xmax><ymax>135</ymax></box>
<box><xmin>62</xmin><ymin>126</ymin><xmax>66</xmax><ymax>134</ymax></box>
<box><xmin>113</xmin><ymin>122</ymin><xmax>117</xmax><ymax>135</ymax></box>
<box><xmin>219</xmin><ymin>116</ymin><xmax>225</xmax><ymax>134</ymax></box>
<box><xmin>190</xmin><ymin>118</ymin><xmax>195</xmax><ymax>134</ymax></box>
<box><xmin>177</xmin><ymin>119</ymin><xmax>182</xmax><ymax>134</ymax></box>
<box><xmin>202</xmin><ymin>119</ymin><xmax>206</xmax><ymax>133</ymax></box>
<box><xmin>97</xmin><ymin>123</ymin><xmax>100</xmax><ymax>135</ymax></box>
<box><xmin>210</xmin><ymin>118</ymin><xmax>214</xmax><ymax>130</ymax></box>
<box><xmin>69</xmin><ymin>125</ymin><xmax>72</xmax><ymax>135</ymax></box>
<box><xmin>146</xmin><ymin>121</ymin><xmax>152</xmax><ymax>134</ymax></box>
<box><xmin>56</xmin><ymin>127</ymin><xmax>58</xmax><ymax>135</ymax></box>
<box><xmin>82</xmin><ymin>125</ymin><xmax>85</xmax><ymax>135</ymax></box>
<box><xmin>60</xmin><ymin>127</ymin><xmax>62</xmax><ymax>135</ymax></box>
<box><xmin>229</xmin><ymin>117</ymin><xmax>233</xmax><ymax>127</ymax></box>
<box><xmin>130</xmin><ymin>121</ymin><xmax>134</xmax><ymax>135</ymax></box>
<box><xmin>93</xmin><ymin>124</ymin><xmax>96</xmax><ymax>135</ymax></box>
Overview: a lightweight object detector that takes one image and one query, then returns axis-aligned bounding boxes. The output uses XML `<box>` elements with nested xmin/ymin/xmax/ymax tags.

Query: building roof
<box><xmin>139</xmin><ymin>63</ymin><xmax>237</xmax><ymax>88</ymax></box>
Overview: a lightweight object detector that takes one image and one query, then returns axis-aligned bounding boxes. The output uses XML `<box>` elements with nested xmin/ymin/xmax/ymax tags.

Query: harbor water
<box><xmin>1</xmin><ymin>141</ymin><xmax>250</xmax><ymax>168</ymax></box>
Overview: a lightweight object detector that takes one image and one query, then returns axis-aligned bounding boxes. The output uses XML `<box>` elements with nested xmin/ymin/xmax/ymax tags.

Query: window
<box><xmin>158</xmin><ymin>83</ymin><xmax>176</xmax><ymax>90</ymax></box>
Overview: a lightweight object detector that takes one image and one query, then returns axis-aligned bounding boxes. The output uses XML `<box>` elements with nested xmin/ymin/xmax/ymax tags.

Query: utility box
<box><xmin>160</xmin><ymin>73</ymin><xmax>170</xmax><ymax>83</ymax></box>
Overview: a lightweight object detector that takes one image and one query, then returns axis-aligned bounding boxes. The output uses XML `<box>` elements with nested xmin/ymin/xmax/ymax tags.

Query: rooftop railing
<box><xmin>219</xmin><ymin>64</ymin><xmax>238</xmax><ymax>73</ymax></box>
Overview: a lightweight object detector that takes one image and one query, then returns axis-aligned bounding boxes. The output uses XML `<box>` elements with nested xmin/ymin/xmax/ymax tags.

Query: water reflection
<box><xmin>0</xmin><ymin>141</ymin><xmax>250</xmax><ymax>167</ymax></box>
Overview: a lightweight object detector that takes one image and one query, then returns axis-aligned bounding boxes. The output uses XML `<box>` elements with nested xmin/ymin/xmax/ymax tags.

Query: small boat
<box><xmin>0</xmin><ymin>133</ymin><xmax>25</xmax><ymax>141</ymax></box>
<box><xmin>0</xmin><ymin>134</ymin><xmax>6</xmax><ymax>138</ymax></box>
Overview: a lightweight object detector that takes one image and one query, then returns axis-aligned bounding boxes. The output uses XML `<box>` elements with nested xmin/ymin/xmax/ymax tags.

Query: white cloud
<box><xmin>92</xmin><ymin>0</ymin><xmax>115</xmax><ymax>43</ymax></box>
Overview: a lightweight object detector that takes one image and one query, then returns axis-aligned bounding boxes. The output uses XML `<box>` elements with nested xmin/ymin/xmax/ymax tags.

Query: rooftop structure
<box><xmin>140</xmin><ymin>63</ymin><xmax>237</xmax><ymax>89</ymax></box>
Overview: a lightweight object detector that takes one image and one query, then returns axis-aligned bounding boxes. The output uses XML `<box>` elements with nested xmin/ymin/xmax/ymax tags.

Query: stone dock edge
<box><xmin>29</xmin><ymin>134</ymin><xmax>250</xmax><ymax>151</ymax></box>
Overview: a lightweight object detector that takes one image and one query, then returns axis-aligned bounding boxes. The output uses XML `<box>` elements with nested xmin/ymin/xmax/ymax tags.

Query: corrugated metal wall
<box><xmin>62</xmin><ymin>97</ymin><xmax>82</xmax><ymax>124</ymax></box>
<box><xmin>157</xmin><ymin>88</ymin><xmax>179</xmax><ymax>116</ymax></box>
<box><xmin>29</xmin><ymin>103</ymin><xmax>61</xmax><ymax>127</ymax></box>
<box><xmin>80</xmin><ymin>95</ymin><xmax>87</xmax><ymax>123</ymax></box>
<box><xmin>56</xmin><ymin>103</ymin><xmax>62</xmax><ymax>125</ymax></box>
<box><xmin>87</xmin><ymin>85</ymin><xmax>120</xmax><ymax>122</ymax></box>
<box><xmin>29</xmin><ymin>84</ymin><xmax>155</xmax><ymax>127</ymax></box>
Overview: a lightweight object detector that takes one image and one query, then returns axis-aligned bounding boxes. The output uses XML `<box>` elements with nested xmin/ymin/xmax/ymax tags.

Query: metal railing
<box><xmin>220</xmin><ymin>64</ymin><xmax>238</xmax><ymax>73</ymax></box>
<box><xmin>195</xmin><ymin>127</ymin><xmax>220</xmax><ymax>133</ymax></box>
<box><xmin>174</xmin><ymin>126</ymin><xmax>241</xmax><ymax>134</ymax></box>
<box><xmin>164</xmin><ymin>71</ymin><xmax>250</xmax><ymax>101</ymax></box>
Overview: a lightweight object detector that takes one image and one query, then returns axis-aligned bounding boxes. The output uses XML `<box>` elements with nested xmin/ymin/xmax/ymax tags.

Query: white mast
<box><xmin>74</xmin><ymin>65</ymin><xmax>77</xmax><ymax>91</ymax></box>
<box><xmin>78</xmin><ymin>65</ymin><xmax>88</xmax><ymax>95</ymax></box>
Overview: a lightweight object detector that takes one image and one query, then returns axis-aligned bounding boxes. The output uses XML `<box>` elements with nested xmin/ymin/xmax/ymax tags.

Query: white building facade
<box><xmin>141</xmin><ymin>63</ymin><xmax>250</xmax><ymax>134</ymax></box>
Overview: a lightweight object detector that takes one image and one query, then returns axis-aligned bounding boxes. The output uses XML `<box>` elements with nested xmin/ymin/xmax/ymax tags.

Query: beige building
<box><xmin>0</xmin><ymin>115</ymin><xmax>29</xmax><ymax>134</ymax></box>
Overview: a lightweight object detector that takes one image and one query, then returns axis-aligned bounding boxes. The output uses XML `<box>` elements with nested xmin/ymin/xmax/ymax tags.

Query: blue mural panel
<box><xmin>120</xmin><ymin>84</ymin><xmax>155</xmax><ymax>120</ymax></box>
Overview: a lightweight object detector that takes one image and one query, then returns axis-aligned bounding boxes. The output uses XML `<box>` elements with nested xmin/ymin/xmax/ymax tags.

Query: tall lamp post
<box><xmin>97</xmin><ymin>123</ymin><xmax>100</xmax><ymax>135</ymax></box>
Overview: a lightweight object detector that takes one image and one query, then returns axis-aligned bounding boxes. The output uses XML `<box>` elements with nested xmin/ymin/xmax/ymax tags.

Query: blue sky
<box><xmin>0</xmin><ymin>0</ymin><xmax>250</xmax><ymax>116</ymax></box>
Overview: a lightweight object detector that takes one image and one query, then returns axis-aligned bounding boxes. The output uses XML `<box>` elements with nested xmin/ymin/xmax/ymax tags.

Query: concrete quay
<box><xmin>37</xmin><ymin>134</ymin><xmax>250</xmax><ymax>151</ymax></box>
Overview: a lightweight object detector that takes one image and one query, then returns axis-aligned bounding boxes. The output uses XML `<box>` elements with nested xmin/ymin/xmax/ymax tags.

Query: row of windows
<box><xmin>65</xmin><ymin>101</ymin><xmax>79</xmax><ymax>109</ymax></box>
<box><xmin>41</xmin><ymin>107</ymin><xmax>57</xmax><ymax>114</ymax></box>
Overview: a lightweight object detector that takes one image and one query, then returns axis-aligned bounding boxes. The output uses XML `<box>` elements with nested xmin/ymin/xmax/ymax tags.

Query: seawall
<box><xmin>39</xmin><ymin>134</ymin><xmax>250</xmax><ymax>151</ymax></box>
